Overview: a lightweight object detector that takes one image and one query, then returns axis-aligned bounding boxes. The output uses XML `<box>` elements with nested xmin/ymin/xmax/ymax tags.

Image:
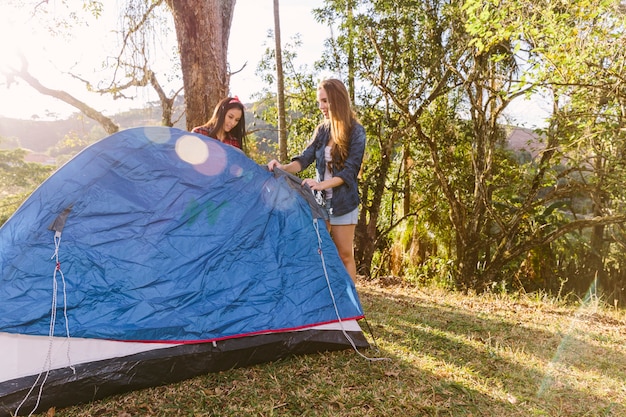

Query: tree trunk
<box><xmin>346</xmin><ymin>1</ymin><xmax>355</xmax><ymax>103</ymax></box>
<box><xmin>273</xmin><ymin>0</ymin><xmax>288</xmax><ymax>162</ymax></box>
<box><xmin>587</xmin><ymin>158</ymin><xmax>607</xmax><ymax>292</ymax></box>
<box><xmin>402</xmin><ymin>140</ymin><xmax>411</xmax><ymax>216</ymax></box>
<box><xmin>355</xmin><ymin>132</ymin><xmax>394</xmax><ymax>277</ymax></box>
<box><xmin>165</xmin><ymin>0</ymin><xmax>235</xmax><ymax>130</ymax></box>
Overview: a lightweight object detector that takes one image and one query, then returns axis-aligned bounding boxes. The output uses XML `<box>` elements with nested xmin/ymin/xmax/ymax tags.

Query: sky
<box><xmin>0</xmin><ymin>0</ymin><xmax>549</xmax><ymax>127</ymax></box>
<box><xmin>0</xmin><ymin>0</ymin><xmax>328</xmax><ymax>121</ymax></box>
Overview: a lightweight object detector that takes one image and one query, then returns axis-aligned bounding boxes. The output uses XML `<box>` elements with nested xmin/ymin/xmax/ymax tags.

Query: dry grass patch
<box><xmin>32</xmin><ymin>279</ymin><xmax>625</xmax><ymax>417</ymax></box>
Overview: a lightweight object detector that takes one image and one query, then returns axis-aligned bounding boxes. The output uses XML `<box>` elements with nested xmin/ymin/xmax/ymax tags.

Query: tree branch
<box><xmin>13</xmin><ymin>55</ymin><xmax>119</xmax><ymax>134</ymax></box>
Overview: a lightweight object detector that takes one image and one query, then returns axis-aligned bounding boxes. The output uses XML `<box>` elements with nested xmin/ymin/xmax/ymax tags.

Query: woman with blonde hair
<box><xmin>267</xmin><ymin>79</ymin><xmax>366</xmax><ymax>280</ymax></box>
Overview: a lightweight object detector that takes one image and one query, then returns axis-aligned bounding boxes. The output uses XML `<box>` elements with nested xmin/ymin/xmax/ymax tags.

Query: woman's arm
<box><xmin>268</xmin><ymin>124</ymin><xmax>324</xmax><ymax>174</ymax></box>
<box><xmin>302</xmin><ymin>176</ymin><xmax>344</xmax><ymax>191</ymax></box>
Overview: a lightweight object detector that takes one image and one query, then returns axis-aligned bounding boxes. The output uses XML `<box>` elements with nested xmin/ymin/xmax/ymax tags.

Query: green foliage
<box><xmin>0</xmin><ymin>148</ymin><xmax>54</xmax><ymax>226</ymax></box>
<box><xmin>0</xmin><ymin>192</ymin><xmax>31</xmax><ymax>227</ymax></box>
<box><xmin>49</xmin><ymin>131</ymin><xmax>92</xmax><ymax>158</ymax></box>
<box><xmin>0</xmin><ymin>148</ymin><xmax>53</xmax><ymax>188</ymax></box>
<box><xmin>306</xmin><ymin>0</ymin><xmax>626</xmax><ymax>301</ymax></box>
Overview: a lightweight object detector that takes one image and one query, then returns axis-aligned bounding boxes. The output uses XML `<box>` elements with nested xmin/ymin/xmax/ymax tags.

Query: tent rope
<box><xmin>360</xmin><ymin>315</ymin><xmax>384</xmax><ymax>354</ymax></box>
<box><xmin>14</xmin><ymin>231</ymin><xmax>75</xmax><ymax>417</ymax></box>
<box><xmin>313</xmin><ymin>219</ymin><xmax>389</xmax><ymax>363</ymax></box>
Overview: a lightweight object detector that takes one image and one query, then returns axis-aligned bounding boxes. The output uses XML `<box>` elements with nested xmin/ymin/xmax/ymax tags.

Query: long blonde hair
<box><xmin>319</xmin><ymin>79</ymin><xmax>357</xmax><ymax>172</ymax></box>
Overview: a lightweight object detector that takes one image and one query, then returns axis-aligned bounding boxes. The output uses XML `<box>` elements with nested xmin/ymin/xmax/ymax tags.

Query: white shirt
<box><xmin>324</xmin><ymin>145</ymin><xmax>333</xmax><ymax>199</ymax></box>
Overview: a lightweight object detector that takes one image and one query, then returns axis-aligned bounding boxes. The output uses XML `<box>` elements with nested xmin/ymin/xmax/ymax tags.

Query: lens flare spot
<box><xmin>176</xmin><ymin>135</ymin><xmax>209</xmax><ymax>165</ymax></box>
<box><xmin>230</xmin><ymin>165</ymin><xmax>244</xmax><ymax>177</ymax></box>
<box><xmin>144</xmin><ymin>127</ymin><xmax>172</xmax><ymax>144</ymax></box>
<box><xmin>193</xmin><ymin>140</ymin><xmax>228</xmax><ymax>176</ymax></box>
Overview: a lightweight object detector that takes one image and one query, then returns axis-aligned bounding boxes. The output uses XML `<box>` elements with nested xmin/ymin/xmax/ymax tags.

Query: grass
<box><xmin>32</xmin><ymin>278</ymin><xmax>626</xmax><ymax>417</ymax></box>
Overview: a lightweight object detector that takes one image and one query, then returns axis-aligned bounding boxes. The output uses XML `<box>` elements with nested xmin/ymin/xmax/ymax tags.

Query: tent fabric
<box><xmin>0</xmin><ymin>127</ymin><xmax>368</xmax><ymax>416</ymax></box>
<box><xmin>0</xmin><ymin>126</ymin><xmax>363</xmax><ymax>341</ymax></box>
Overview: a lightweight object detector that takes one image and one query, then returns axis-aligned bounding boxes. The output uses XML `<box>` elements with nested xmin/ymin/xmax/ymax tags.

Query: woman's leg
<box><xmin>330</xmin><ymin>224</ymin><xmax>357</xmax><ymax>281</ymax></box>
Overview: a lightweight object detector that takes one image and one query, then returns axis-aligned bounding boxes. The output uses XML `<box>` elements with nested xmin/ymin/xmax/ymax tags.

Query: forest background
<box><xmin>1</xmin><ymin>0</ymin><xmax>626</xmax><ymax>308</ymax></box>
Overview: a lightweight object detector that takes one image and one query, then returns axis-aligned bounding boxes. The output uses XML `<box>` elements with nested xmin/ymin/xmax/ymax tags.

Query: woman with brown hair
<box><xmin>192</xmin><ymin>96</ymin><xmax>247</xmax><ymax>152</ymax></box>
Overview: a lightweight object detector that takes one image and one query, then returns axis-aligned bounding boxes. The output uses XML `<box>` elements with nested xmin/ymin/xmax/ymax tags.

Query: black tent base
<box><xmin>1</xmin><ymin>328</ymin><xmax>369</xmax><ymax>416</ymax></box>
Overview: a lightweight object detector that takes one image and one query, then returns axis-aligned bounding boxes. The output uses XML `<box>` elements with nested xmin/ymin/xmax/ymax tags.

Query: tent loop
<box><xmin>313</xmin><ymin>219</ymin><xmax>390</xmax><ymax>363</ymax></box>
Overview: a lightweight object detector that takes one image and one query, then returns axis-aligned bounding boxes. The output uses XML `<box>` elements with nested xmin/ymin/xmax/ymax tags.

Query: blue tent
<box><xmin>0</xmin><ymin>127</ymin><xmax>368</xmax><ymax>416</ymax></box>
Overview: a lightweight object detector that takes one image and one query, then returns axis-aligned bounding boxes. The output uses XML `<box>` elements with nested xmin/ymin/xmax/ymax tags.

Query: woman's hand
<box><xmin>302</xmin><ymin>178</ymin><xmax>323</xmax><ymax>190</ymax></box>
<box><xmin>267</xmin><ymin>160</ymin><xmax>302</xmax><ymax>174</ymax></box>
<box><xmin>267</xmin><ymin>159</ymin><xmax>282</xmax><ymax>171</ymax></box>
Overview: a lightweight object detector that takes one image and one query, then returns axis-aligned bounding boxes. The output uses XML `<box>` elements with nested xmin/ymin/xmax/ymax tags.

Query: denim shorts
<box><xmin>326</xmin><ymin>200</ymin><xmax>359</xmax><ymax>226</ymax></box>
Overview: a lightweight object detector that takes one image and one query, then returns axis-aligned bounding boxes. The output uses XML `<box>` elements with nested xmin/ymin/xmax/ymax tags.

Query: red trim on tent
<box><xmin>115</xmin><ymin>315</ymin><xmax>366</xmax><ymax>345</ymax></box>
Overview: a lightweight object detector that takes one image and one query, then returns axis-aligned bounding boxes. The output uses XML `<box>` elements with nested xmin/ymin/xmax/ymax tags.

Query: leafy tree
<box><xmin>514</xmin><ymin>0</ymin><xmax>626</xmax><ymax>298</ymax></box>
<box><xmin>0</xmin><ymin>147</ymin><xmax>54</xmax><ymax>226</ymax></box>
<box><xmin>314</xmin><ymin>0</ymin><xmax>463</xmax><ymax>278</ymax></box>
<box><xmin>315</xmin><ymin>0</ymin><xmax>626</xmax><ymax>296</ymax></box>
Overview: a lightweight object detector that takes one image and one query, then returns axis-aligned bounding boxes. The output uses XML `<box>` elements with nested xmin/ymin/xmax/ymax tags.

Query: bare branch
<box><xmin>12</xmin><ymin>54</ymin><xmax>119</xmax><ymax>134</ymax></box>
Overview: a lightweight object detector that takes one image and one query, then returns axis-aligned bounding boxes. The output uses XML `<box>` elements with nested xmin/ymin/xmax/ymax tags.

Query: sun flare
<box><xmin>0</xmin><ymin>6</ymin><xmax>37</xmax><ymax>73</ymax></box>
<box><xmin>0</xmin><ymin>2</ymin><xmax>95</xmax><ymax>119</ymax></box>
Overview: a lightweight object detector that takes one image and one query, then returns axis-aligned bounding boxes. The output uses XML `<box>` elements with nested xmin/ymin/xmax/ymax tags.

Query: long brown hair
<box><xmin>197</xmin><ymin>96</ymin><xmax>247</xmax><ymax>151</ymax></box>
<box><xmin>319</xmin><ymin>79</ymin><xmax>357</xmax><ymax>172</ymax></box>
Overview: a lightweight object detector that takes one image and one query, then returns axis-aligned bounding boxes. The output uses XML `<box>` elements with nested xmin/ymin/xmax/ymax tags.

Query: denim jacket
<box><xmin>292</xmin><ymin>121</ymin><xmax>366</xmax><ymax>216</ymax></box>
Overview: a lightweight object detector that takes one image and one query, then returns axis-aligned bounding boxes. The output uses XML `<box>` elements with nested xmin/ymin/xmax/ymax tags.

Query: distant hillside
<box><xmin>0</xmin><ymin>102</ymin><xmax>277</xmax><ymax>155</ymax></box>
<box><xmin>0</xmin><ymin>102</ymin><xmax>187</xmax><ymax>152</ymax></box>
<box><xmin>506</xmin><ymin>125</ymin><xmax>543</xmax><ymax>159</ymax></box>
<box><xmin>0</xmin><ymin>115</ymin><xmax>99</xmax><ymax>153</ymax></box>
<box><xmin>1</xmin><ymin>105</ymin><xmax>538</xmax><ymax>162</ymax></box>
